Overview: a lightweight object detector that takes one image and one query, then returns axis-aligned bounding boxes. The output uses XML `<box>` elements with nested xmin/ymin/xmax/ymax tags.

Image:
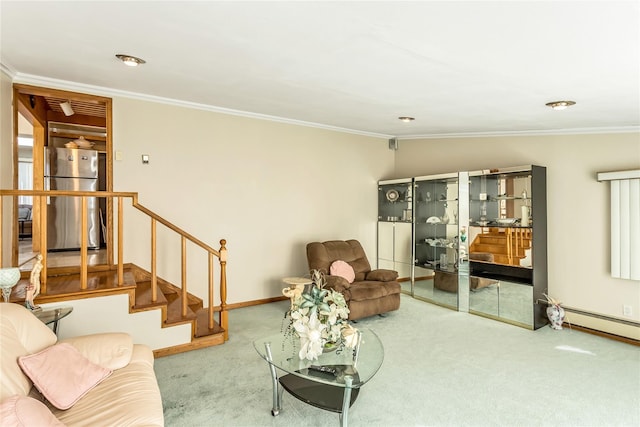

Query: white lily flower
<box><xmin>294</xmin><ymin>311</ymin><xmax>326</xmax><ymax>361</ymax></box>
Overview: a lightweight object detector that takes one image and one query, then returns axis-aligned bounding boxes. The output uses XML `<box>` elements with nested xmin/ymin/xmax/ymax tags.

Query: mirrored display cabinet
<box><xmin>377</xmin><ymin>178</ymin><xmax>414</xmax><ymax>289</ymax></box>
<box><xmin>466</xmin><ymin>165</ymin><xmax>547</xmax><ymax>329</ymax></box>
<box><xmin>377</xmin><ymin>165</ymin><xmax>547</xmax><ymax>329</ymax></box>
<box><xmin>413</xmin><ymin>173</ymin><xmax>460</xmax><ymax>310</ymax></box>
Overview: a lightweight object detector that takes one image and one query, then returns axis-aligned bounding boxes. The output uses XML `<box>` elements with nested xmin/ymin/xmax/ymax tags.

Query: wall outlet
<box><xmin>623</xmin><ymin>305</ymin><xmax>633</xmax><ymax>317</ymax></box>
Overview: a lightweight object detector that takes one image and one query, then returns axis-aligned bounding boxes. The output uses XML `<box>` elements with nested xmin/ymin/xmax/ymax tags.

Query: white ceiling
<box><xmin>1</xmin><ymin>1</ymin><xmax>639</xmax><ymax>138</ymax></box>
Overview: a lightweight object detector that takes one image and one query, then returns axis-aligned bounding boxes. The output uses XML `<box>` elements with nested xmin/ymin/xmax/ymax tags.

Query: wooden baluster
<box><xmin>151</xmin><ymin>218</ymin><xmax>157</xmax><ymax>302</ymax></box>
<box><xmin>117</xmin><ymin>197</ymin><xmax>124</xmax><ymax>285</ymax></box>
<box><xmin>181</xmin><ymin>236</ymin><xmax>187</xmax><ymax>317</ymax></box>
<box><xmin>208</xmin><ymin>252</ymin><xmax>215</xmax><ymax>329</ymax></box>
<box><xmin>80</xmin><ymin>196</ymin><xmax>88</xmax><ymax>289</ymax></box>
<box><xmin>219</xmin><ymin>239</ymin><xmax>228</xmax><ymax>340</ymax></box>
<box><xmin>40</xmin><ymin>194</ymin><xmax>47</xmax><ymax>292</ymax></box>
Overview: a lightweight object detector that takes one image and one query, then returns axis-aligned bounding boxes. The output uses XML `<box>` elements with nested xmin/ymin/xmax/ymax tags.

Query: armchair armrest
<box><xmin>365</xmin><ymin>269</ymin><xmax>399</xmax><ymax>282</ymax></box>
<box><xmin>59</xmin><ymin>332</ymin><xmax>133</xmax><ymax>370</ymax></box>
<box><xmin>324</xmin><ymin>275</ymin><xmax>351</xmax><ymax>293</ymax></box>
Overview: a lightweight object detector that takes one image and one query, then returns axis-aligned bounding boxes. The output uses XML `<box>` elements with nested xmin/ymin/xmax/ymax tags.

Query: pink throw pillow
<box><xmin>330</xmin><ymin>260</ymin><xmax>355</xmax><ymax>283</ymax></box>
<box><xmin>18</xmin><ymin>343</ymin><xmax>112</xmax><ymax>410</ymax></box>
<box><xmin>0</xmin><ymin>395</ymin><xmax>65</xmax><ymax>426</ymax></box>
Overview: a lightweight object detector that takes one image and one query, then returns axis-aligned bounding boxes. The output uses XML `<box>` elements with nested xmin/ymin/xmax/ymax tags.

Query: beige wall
<box><xmin>394</xmin><ymin>133</ymin><xmax>640</xmax><ymax>329</ymax></box>
<box><xmin>112</xmin><ymin>97</ymin><xmax>393</xmax><ymax>304</ymax></box>
<box><xmin>0</xmin><ymin>71</ymin><xmax>13</xmax><ymax>266</ymax></box>
<box><xmin>2</xmin><ymin>76</ymin><xmax>637</xmax><ymax>339</ymax></box>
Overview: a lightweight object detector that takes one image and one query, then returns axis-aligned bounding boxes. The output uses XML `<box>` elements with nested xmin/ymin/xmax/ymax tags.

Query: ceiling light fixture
<box><xmin>398</xmin><ymin>116</ymin><xmax>415</xmax><ymax>122</ymax></box>
<box><xmin>115</xmin><ymin>54</ymin><xmax>146</xmax><ymax>67</ymax></box>
<box><xmin>545</xmin><ymin>101</ymin><xmax>576</xmax><ymax>110</ymax></box>
<box><xmin>60</xmin><ymin>101</ymin><xmax>74</xmax><ymax>116</ymax></box>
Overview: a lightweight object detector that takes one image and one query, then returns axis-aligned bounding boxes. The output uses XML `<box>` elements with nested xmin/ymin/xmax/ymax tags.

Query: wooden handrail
<box><xmin>0</xmin><ymin>189</ymin><xmax>228</xmax><ymax>341</ymax></box>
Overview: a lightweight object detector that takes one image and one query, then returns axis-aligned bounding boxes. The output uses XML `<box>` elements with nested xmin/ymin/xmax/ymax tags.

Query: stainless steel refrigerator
<box><xmin>45</xmin><ymin>147</ymin><xmax>100</xmax><ymax>251</ymax></box>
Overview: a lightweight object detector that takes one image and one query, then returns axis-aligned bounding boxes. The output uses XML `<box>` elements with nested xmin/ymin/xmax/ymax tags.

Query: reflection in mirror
<box><xmin>469</xmin><ymin>277</ymin><xmax>533</xmax><ymax>328</ymax></box>
<box><xmin>468</xmin><ymin>227</ymin><xmax>533</xmax><ymax>269</ymax></box>
<box><xmin>468</xmin><ymin>275</ymin><xmax>499</xmax><ymax>317</ymax></box>
<box><xmin>413</xmin><ymin>268</ymin><xmax>458</xmax><ymax>310</ymax></box>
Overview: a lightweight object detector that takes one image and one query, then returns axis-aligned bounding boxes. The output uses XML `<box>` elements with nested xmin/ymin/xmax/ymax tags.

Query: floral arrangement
<box><xmin>283</xmin><ymin>270</ymin><xmax>358</xmax><ymax>361</ymax></box>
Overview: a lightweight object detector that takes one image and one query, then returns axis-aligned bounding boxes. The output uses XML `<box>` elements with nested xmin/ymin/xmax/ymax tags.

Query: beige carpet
<box><xmin>155</xmin><ymin>294</ymin><xmax>639</xmax><ymax>426</ymax></box>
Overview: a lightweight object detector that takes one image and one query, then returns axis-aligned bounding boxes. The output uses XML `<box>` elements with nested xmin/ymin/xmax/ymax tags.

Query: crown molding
<box><xmin>10</xmin><ymin>72</ymin><xmax>392</xmax><ymax>139</ymax></box>
<box><xmin>398</xmin><ymin>126</ymin><xmax>640</xmax><ymax>140</ymax></box>
<box><xmin>0</xmin><ymin>63</ymin><xmax>16</xmax><ymax>79</ymax></box>
<box><xmin>8</xmin><ymin>71</ymin><xmax>638</xmax><ymax>141</ymax></box>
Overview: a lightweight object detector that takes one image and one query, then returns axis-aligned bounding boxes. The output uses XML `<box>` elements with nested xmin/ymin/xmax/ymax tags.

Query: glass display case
<box><xmin>465</xmin><ymin>165</ymin><xmax>547</xmax><ymax>329</ymax></box>
<box><xmin>377</xmin><ymin>179</ymin><xmax>413</xmax><ymax>288</ymax></box>
<box><xmin>375</xmin><ymin>165</ymin><xmax>546</xmax><ymax>329</ymax></box>
<box><xmin>412</xmin><ymin>173</ymin><xmax>460</xmax><ymax>309</ymax></box>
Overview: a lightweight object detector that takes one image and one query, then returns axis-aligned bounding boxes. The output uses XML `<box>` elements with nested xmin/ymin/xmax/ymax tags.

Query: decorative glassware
<box><xmin>0</xmin><ymin>267</ymin><xmax>21</xmax><ymax>302</ymax></box>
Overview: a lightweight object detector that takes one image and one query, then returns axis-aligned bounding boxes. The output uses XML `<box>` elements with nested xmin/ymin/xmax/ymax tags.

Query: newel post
<box><xmin>219</xmin><ymin>239</ymin><xmax>228</xmax><ymax>340</ymax></box>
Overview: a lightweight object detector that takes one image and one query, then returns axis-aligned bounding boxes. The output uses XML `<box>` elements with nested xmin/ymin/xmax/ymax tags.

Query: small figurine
<box><xmin>25</xmin><ymin>254</ymin><xmax>43</xmax><ymax>311</ymax></box>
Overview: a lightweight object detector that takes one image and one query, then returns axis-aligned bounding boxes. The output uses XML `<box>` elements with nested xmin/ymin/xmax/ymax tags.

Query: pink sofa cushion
<box><xmin>0</xmin><ymin>395</ymin><xmax>65</xmax><ymax>426</ymax></box>
<box><xmin>330</xmin><ymin>260</ymin><xmax>355</xmax><ymax>283</ymax></box>
<box><xmin>18</xmin><ymin>343</ymin><xmax>112</xmax><ymax>410</ymax></box>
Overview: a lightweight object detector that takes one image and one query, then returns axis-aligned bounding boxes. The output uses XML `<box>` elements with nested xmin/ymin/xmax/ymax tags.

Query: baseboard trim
<box><xmin>227</xmin><ymin>296</ymin><xmax>288</xmax><ymax>310</ymax></box>
<box><xmin>566</xmin><ymin>324</ymin><xmax>639</xmax><ymax>347</ymax></box>
<box><xmin>559</xmin><ymin>306</ymin><xmax>639</xmax><ymax>343</ymax></box>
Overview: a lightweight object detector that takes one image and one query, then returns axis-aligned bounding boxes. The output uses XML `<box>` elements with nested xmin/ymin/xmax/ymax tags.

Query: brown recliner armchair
<box><xmin>306</xmin><ymin>239</ymin><xmax>401</xmax><ymax>320</ymax></box>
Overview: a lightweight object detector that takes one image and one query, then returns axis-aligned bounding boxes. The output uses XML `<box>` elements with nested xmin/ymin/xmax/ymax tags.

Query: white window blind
<box><xmin>598</xmin><ymin>170</ymin><xmax>640</xmax><ymax>280</ymax></box>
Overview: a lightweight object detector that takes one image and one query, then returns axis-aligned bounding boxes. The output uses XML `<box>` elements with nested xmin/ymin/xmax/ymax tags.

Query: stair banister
<box><xmin>2</xmin><ymin>189</ymin><xmax>228</xmax><ymax>342</ymax></box>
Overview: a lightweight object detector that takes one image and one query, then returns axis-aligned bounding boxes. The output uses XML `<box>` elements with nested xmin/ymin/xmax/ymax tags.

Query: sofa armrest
<box><xmin>59</xmin><ymin>333</ymin><xmax>133</xmax><ymax>370</ymax></box>
<box><xmin>365</xmin><ymin>269</ymin><xmax>399</xmax><ymax>282</ymax></box>
<box><xmin>325</xmin><ymin>275</ymin><xmax>351</xmax><ymax>292</ymax></box>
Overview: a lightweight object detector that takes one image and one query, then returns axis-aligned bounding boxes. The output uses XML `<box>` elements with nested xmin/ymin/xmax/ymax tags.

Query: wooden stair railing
<box><xmin>0</xmin><ymin>189</ymin><xmax>228</xmax><ymax>340</ymax></box>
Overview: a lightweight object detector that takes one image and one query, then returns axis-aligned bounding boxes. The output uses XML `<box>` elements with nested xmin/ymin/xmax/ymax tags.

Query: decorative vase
<box><xmin>0</xmin><ymin>267</ymin><xmax>21</xmax><ymax>303</ymax></box>
<box><xmin>441</xmin><ymin>211</ymin><xmax>450</xmax><ymax>224</ymax></box>
<box><xmin>546</xmin><ymin>304</ymin><xmax>565</xmax><ymax>330</ymax></box>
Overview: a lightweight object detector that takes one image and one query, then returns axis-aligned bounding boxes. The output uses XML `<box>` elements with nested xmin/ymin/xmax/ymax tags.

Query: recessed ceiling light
<box><xmin>398</xmin><ymin>116</ymin><xmax>415</xmax><ymax>122</ymax></box>
<box><xmin>115</xmin><ymin>54</ymin><xmax>146</xmax><ymax>67</ymax></box>
<box><xmin>545</xmin><ymin>101</ymin><xmax>576</xmax><ymax>110</ymax></box>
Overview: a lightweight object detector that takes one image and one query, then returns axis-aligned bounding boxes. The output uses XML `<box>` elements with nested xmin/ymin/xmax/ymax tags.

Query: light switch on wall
<box><xmin>115</xmin><ymin>151</ymin><xmax>123</xmax><ymax>161</ymax></box>
<box><xmin>142</xmin><ymin>154</ymin><xmax>150</xmax><ymax>164</ymax></box>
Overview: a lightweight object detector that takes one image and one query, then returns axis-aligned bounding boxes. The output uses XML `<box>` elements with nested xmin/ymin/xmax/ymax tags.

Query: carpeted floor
<box><xmin>155</xmin><ymin>294</ymin><xmax>639</xmax><ymax>426</ymax></box>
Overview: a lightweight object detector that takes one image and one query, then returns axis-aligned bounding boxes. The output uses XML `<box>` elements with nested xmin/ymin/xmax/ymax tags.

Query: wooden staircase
<box><xmin>470</xmin><ymin>227</ymin><xmax>531</xmax><ymax>266</ymax></box>
<box><xmin>9</xmin><ymin>264</ymin><xmax>226</xmax><ymax>357</ymax></box>
<box><xmin>2</xmin><ymin>189</ymin><xmax>229</xmax><ymax>358</ymax></box>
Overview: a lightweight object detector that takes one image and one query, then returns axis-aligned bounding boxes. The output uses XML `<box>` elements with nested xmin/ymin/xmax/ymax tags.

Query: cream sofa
<box><xmin>0</xmin><ymin>303</ymin><xmax>164</xmax><ymax>426</ymax></box>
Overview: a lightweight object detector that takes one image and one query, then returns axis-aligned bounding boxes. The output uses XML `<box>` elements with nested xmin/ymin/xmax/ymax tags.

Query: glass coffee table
<box><xmin>34</xmin><ymin>306</ymin><xmax>73</xmax><ymax>335</ymax></box>
<box><xmin>254</xmin><ymin>328</ymin><xmax>383</xmax><ymax>427</ymax></box>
